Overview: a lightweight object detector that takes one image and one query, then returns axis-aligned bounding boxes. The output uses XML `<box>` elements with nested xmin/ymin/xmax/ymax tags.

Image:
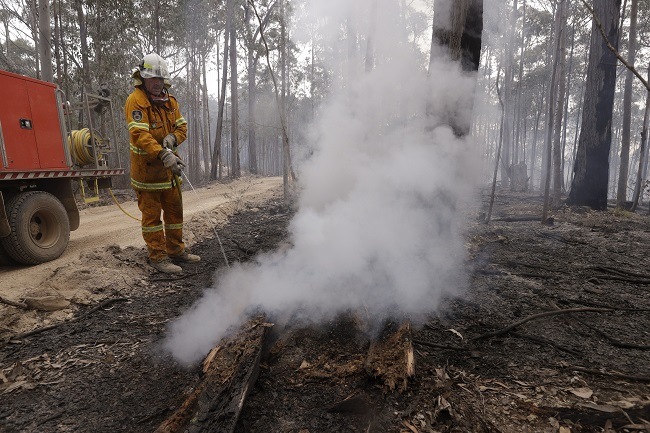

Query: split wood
<box><xmin>471</xmin><ymin>307</ymin><xmax>614</xmax><ymax>342</ymax></box>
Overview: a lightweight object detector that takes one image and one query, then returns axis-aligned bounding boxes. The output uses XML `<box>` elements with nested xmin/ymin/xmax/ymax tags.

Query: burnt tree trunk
<box><xmin>429</xmin><ymin>0</ymin><xmax>483</xmax><ymax>137</ymax></box>
<box><xmin>567</xmin><ymin>0</ymin><xmax>621</xmax><ymax>210</ymax></box>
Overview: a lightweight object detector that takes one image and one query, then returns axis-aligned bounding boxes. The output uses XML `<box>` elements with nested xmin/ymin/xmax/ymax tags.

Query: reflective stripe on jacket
<box><xmin>125</xmin><ymin>87</ymin><xmax>188</xmax><ymax>192</ymax></box>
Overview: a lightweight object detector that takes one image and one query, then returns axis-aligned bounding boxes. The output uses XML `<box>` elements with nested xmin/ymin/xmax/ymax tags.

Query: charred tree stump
<box><xmin>155</xmin><ymin>316</ymin><xmax>271</xmax><ymax>433</ymax></box>
<box><xmin>365</xmin><ymin>320</ymin><xmax>415</xmax><ymax>392</ymax></box>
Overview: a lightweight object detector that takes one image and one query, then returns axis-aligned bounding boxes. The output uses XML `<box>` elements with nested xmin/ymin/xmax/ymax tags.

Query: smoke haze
<box><xmin>164</xmin><ymin>0</ymin><xmax>481</xmax><ymax>365</ymax></box>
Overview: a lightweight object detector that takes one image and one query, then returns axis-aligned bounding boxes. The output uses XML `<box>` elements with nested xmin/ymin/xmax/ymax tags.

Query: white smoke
<box><xmin>164</xmin><ymin>0</ymin><xmax>482</xmax><ymax>365</ymax></box>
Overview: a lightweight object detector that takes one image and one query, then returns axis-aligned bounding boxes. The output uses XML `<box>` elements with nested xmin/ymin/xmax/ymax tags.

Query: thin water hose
<box><xmin>108</xmin><ymin>188</ymin><xmax>140</xmax><ymax>221</ymax></box>
<box><xmin>180</xmin><ymin>170</ymin><xmax>230</xmax><ymax>268</ymax></box>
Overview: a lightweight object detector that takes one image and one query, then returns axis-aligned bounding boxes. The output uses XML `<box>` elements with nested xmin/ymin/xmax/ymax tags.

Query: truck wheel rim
<box><xmin>29</xmin><ymin>210</ymin><xmax>60</xmax><ymax>248</ymax></box>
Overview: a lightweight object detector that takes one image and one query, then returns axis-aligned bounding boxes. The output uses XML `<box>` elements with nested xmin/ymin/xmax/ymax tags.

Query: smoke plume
<box><xmin>164</xmin><ymin>0</ymin><xmax>481</xmax><ymax>365</ymax></box>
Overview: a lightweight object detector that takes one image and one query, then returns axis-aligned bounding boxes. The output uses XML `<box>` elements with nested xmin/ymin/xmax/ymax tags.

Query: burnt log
<box><xmin>155</xmin><ymin>316</ymin><xmax>271</xmax><ymax>433</ymax></box>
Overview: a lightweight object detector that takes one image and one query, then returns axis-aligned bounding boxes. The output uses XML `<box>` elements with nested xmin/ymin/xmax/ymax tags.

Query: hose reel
<box><xmin>67</xmin><ymin>128</ymin><xmax>108</xmax><ymax>204</ymax></box>
<box><xmin>68</xmin><ymin>128</ymin><xmax>107</xmax><ymax>167</ymax></box>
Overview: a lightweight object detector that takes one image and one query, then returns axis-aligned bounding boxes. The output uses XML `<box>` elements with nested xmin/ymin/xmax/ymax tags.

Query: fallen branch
<box><xmin>8</xmin><ymin>297</ymin><xmax>129</xmax><ymax>342</ymax></box>
<box><xmin>471</xmin><ymin>307</ymin><xmax>614</xmax><ymax>342</ymax></box>
<box><xmin>149</xmin><ymin>273</ymin><xmax>200</xmax><ymax>282</ymax></box>
<box><xmin>490</xmin><ymin>216</ymin><xmax>541</xmax><ymax>222</ymax></box>
<box><xmin>572</xmin><ymin>318</ymin><xmax>650</xmax><ymax>350</ymax></box>
<box><xmin>227</xmin><ymin>236</ymin><xmax>254</xmax><ymax>255</ymax></box>
<box><xmin>564</xmin><ymin>365</ymin><xmax>650</xmax><ymax>383</ymax></box>
<box><xmin>504</xmin><ymin>260</ymin><xmax>570</xmax><ymax>275</ymax></box>
<box><xmin>510</xmin><ymin>332</ymin><xmax>581</xmax><ymax>356</ymax></box>
<box><xmin>412</xmin><ymin>339</ymin><xmax>469</xmax><ymax>352</ymax></box>
<box><xmin>0</xmin><ymin>295</ymin><xmax>28</xmax><ymax>310</ymax></box>
<box><xmin>588</xmin><ymin>265</ymin><xmax>650</xmax><ymax>280</ymax></box>
<box><xmin>588</xmin><ymin>274</ymin><xmax>650</xmax><ymax>285</ymax></box>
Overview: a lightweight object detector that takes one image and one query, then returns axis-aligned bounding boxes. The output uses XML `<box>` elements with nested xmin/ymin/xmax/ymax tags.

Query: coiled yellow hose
<box><xmin>68</xmin><ymin>128</ymin><xmax>104</xmax><ymax>166</ymax></box>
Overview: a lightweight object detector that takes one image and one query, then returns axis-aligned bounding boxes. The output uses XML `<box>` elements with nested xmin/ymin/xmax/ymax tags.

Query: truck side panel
<box><xmin>0</xmin><ymin>75</ymin><xmax>40</xmax><ymax>170</ymax></box>
<box><xmin>28</xmin><ymin>81</ymin><xmax>68</xmax><ymax>169</ymax></box>
<box><xmin>0</xmin><ymin>69</ymin><xmax>68</xmax><ymax>171</ymax></box>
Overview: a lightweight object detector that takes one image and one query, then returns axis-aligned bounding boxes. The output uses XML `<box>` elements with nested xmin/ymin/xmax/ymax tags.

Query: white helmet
<box><xmin>139</xmin><ymin>53</ymin><xmax>170</xmax><ymax>80</ymax></box>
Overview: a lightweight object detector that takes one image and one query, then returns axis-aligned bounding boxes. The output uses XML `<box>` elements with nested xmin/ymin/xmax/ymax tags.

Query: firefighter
<box><xmin>125</xmin><ymin>52</ymin><xmax>200</xmax><ymax>274</ymax></box>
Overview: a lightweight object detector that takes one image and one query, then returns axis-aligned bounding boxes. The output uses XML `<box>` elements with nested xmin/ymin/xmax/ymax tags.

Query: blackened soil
<box><xmin>2</xmin><ymin>190</ymin><xmax>650</xmax><ymax>433</ymax></box>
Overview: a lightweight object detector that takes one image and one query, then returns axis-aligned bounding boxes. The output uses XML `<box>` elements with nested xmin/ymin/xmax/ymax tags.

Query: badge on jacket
<box><xmin>132</xmin><ymin>110</ymin><xmax>143</xmax><ymax>121</ymax></box>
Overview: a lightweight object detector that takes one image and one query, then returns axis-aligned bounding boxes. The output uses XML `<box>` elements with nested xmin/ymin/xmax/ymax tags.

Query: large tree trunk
<box><xmin>429</xmin><ymin>0</ymin><xmax>483</xmax><ymax>137</ymax></box>
<box><xmin>616</xmin><ymin>0</ymin><xmax>638</xmax><ymax>208</ymax></box>
<box><xmin>567</xmin><ymin>0</ymin><xmax>621</xmax><ymax>210</ymax></box>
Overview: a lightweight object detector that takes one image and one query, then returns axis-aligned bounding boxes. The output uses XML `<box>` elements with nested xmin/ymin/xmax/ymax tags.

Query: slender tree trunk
<box><xmin>38</xmin><ymin>0</ymin><xmax>53</xmax><ymax>82</ymax></box>
<box><xmin>210</xmin><ymin>30</ymin><xmax>229</xmax><ymax>180</ymax></box>
<box><xmin>540</xmin><ymin>1</ymin><xmax>557</xmax><ymax>191</ymax></box>
<box><xmin>154</xmin><ymin>1</ymin><xmax>161</xmax><ymax>54</ymax></box>
<box><xmin>631</xmin><ymin>64</ymin><xmax>650</xmax><ymax>211</ymax></box>
<box><xmin>616</xmin><ymin>0</ymin><xmax>638</xmax><ymax>207</ymax></box>
<box><xmin>246</xmin><ymin>4</ymin><xmax>258</xmax><ymax>175</ymax></box>
<box><xmin>75</xmin><ymin>0</ymin><xmax>91</xmax><ymax>90</ymax></box>
<box><xmin>552</xmin><ymin>0</ymin><xmax>567</xmax><ymax>206</ymax></box>
<box><xmin>280</xmin><ymin>0</ymin><xmax>290</xmax><ymax>196</ymax></box>
<box><xmin>502</xmin><ymin>0</ymin><xmax>518</xmax><ymax>188</ymax></box>
<box><xmin>201</xmin><ymin>55</ymin><xmax>211</xmax><ymax>176</ymax></box>
<box><xmin>53</xmin><ymin>0</ymin><xmax>62</xmax><ymax>85</ymax></box>
<box><xmin>561</xmin><ymin>12</ymin><xmax>577</xmax><ymax>193</ymax></box>
<box><xmin>229</xmin><ymin>0</ymin><xmax>240</xmax><ymax>178</ymax></box>
<box><xmin>514</xmin><ymin>0</ymin><xmax>527</xmax><ymax>168</ymax></box>
<box><xmin>541</xmin><ymin>0</ymin><xmax>562</xmax><ymax>222</ymax></box>
<box><xmin>365</xmin><ymin>0</ymin><xmax>378</xmax><ymax>72</ymax></box>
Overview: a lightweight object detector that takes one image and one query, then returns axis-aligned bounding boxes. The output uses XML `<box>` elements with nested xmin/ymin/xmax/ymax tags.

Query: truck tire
<box><xmin>0</xmin><ymin>242</ymin><xmax>17</xmax><ymax>266</ymax></box>
<box><xmin>0</xmin><ymin>191</ymin><xmax>70</xmax><ymax>264</ymax></box>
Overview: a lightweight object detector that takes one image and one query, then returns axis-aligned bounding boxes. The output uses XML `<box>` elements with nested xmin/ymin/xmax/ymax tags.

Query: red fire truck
<box><xmin>0</xmin><ymin>69</ymin><xmax>124</xmax><ymax>265</ymax></box>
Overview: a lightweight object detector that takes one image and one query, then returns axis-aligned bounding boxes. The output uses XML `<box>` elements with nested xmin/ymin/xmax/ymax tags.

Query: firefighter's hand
<box><xmin>162</xmin><ymin>133</ymin><xmax>177</xmax><ymax>149</ymax></box>
<box><xmin>160</xmin><ymin>150</ymin><xmax>185</xmax><ymax>176</ymax></box>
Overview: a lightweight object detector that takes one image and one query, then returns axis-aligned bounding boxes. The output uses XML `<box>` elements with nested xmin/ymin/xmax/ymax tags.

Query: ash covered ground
<box><xmin>1</xmin><ymin>187</ymin><xmax>650</xmax><ymax>433</ymax></box>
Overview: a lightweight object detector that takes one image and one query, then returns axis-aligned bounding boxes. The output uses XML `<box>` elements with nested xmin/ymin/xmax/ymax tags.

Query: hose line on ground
<box><xmin>108</xmin><ymin>188</ymin><xmax>140</xmax><ymax>221</ymax></box>
<box><xmin>180</xmin><ymin>170</ymin><xmax>230</xmax><ymax>268</ymax></box>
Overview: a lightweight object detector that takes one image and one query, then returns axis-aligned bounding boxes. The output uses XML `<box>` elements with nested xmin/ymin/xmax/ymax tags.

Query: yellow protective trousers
<box><xmin>136</xmin><ymin>188</ymin><xmax>184</xmax><ymax>262</ymax></box>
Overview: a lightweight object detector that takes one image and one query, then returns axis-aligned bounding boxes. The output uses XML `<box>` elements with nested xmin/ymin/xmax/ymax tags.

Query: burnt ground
<box><xmin>2</xmin><ymin>189</ymin><xmax>650</xmax><ymax>433</ymax></box>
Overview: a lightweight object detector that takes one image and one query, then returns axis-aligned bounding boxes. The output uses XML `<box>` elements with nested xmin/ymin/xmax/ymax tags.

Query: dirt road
<box><xmin>0</xmin><ymin>176</ymin><xmax>283</xmax><ymax>333</ymax></box>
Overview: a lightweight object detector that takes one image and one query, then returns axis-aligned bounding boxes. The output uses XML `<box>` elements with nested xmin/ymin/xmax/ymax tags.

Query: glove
<box><xmin>162</xmin><ymin>133</ymin><xmax>177</xmax><ymax>150</ymax></box>
<box><xmin>159</xmin><ymin>150</ymin><xmax>185</xmax><ymax>176</ymax></box>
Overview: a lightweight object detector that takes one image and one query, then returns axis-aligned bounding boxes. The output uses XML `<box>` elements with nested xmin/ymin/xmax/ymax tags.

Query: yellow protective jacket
<box><xmin>125</xmin><ymin>87</ymin><xmax>187</xmax><ymax>191</ymax></box>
